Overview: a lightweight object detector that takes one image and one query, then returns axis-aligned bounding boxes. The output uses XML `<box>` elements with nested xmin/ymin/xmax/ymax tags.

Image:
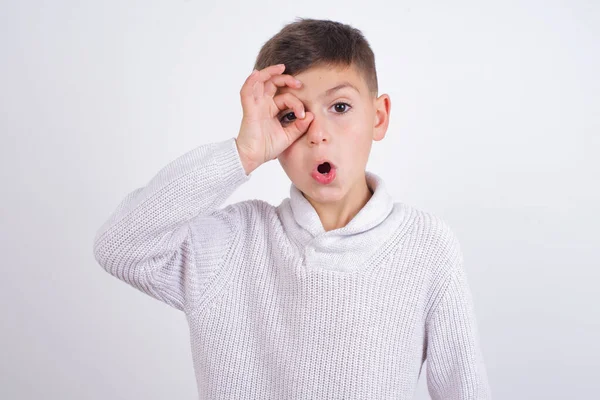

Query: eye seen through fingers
<box><xmin>279</xmin><ymin>102</ymin><xmax>353</xmax><ymax>126</ymax></box>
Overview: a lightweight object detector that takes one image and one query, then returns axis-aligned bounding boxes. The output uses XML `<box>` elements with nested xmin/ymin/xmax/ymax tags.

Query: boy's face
<box><xmin>276</xmin><ymin>63</ymin><xmax>391</xmax><ymax>204</ymax></box>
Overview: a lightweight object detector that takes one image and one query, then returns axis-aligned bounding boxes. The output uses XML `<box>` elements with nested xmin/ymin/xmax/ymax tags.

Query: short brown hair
<box><xmin>254</xmin><ymin>18</ymin><xmax>378</xmax><ymax>97</ymax></box>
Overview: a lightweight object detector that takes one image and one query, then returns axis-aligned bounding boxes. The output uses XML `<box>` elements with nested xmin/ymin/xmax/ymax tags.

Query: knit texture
<box><xmin>93</xmin><ymin>137</ymin><xmax>491</xmax><ymax>399</ymax></box>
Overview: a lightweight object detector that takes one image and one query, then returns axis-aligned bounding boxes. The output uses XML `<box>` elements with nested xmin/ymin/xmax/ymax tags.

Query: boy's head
<box><xmin>254</xmin><ymin>18</ymin><xmax>391</xmax><ymax>210</ymax></box>
<box><xmin>254</xmin><ymin>18</ymin><xmax>379</xmax><ymax>98</ymax></box>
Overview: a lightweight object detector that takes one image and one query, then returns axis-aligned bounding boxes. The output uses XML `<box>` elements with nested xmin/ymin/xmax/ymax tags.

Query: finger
<box><xmin>273</xmin><ymin>92</ymin><xmax>305</xmax><ymax>120</ymax></box>
<box><xmin>240</xmin><ymin>64</ymin><xmax>285</xmax><ymax>107</ymax></box>
<box><xmin>252</xmin><ymin>64</ymin><xmax>289</xmax><ymax>99</ymax></box>
<box><xmin>284</xmin><ymin>111</ymin><xmax>314</xmax><ymax>142</ymax></box>
<box><xmin>240</xmin><ymin>70</ymin><xmax>260</xmax><ymax>109</ymax></box>
<box><xmin>264</xmin><ymin>74</ymin><xmax>302</xmax><ymax>97</ymax></box>
<box><xmin>254</xmin><ymin>63</ymin><xmax>287</xmax><ymax>83</ymax></box>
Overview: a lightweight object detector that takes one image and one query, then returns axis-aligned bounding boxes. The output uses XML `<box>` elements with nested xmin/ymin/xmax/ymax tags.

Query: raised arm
<box><xmin>93</xmin><ymin>63</ymin><xmax>314</xmax><ymax>313</ymax></box>
<box><xmin>92</xmin><ymin>138</ymin><xmax>250</xmax><ymax>312</ymax></box>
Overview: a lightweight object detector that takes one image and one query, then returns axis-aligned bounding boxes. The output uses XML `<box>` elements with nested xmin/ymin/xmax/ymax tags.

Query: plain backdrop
<box><xmin>1</xmin><ymin>1</ymin><xmax>598</xmax><ymax>399</ymax></box>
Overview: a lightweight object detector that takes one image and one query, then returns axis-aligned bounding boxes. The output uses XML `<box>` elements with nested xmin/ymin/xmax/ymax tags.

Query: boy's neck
<box><xmin>305</xmin><ymin>175</ymin><xmax>374</xmax><ymax>232</ymax></box>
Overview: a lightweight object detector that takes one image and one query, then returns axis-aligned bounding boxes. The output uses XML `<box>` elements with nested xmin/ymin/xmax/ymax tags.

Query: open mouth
<box><xmin>314</xmin><ymin>158</ymin><xmax>336</xmax><ymax>173</ymax></box>
<box><xmin>317</xmin><ymin>162</ymin><xmax>333</xmax><ymax>175</ymax></box>
<box><xmin>311</xmin><ymin>160</ymin><xmax>337</xmax><ymax>184</ymax></box>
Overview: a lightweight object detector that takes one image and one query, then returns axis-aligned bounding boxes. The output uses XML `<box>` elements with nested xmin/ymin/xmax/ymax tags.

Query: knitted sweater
<box><xmin>93</xmin><ymin>137</ymin><xmax>491</xmax><ymax>399</ymax></box>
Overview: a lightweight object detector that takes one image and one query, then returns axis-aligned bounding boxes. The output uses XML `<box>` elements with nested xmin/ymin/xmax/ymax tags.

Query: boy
<box><xmin>93</xmin><ymin>18</ymin><xmax>491</xmax><ymax>399</ymax></box>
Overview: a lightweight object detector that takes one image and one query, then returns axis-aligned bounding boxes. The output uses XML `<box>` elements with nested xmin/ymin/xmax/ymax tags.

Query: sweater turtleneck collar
<box><xmin>277</xmin><ymin>171</ymin><xmax>404</xmax><ymax>272</ymax></box>
<box><xmin>289</xmin><ymin>171</ymin><xmax>394</xmax><ymax>237</ymax></box>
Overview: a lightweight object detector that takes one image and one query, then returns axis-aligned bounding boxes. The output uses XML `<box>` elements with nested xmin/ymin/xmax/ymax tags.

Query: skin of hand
<box><xmin>235</xmin><ymin>64</ymin><xmax>315</xmax><ymax>175</ymax></box>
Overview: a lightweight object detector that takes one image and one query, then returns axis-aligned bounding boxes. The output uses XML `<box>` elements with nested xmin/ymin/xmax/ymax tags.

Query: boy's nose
<box><xmin>306</xmin><ymin>115</ymin><xmax>329</xmax><ymax>146</ymax></box>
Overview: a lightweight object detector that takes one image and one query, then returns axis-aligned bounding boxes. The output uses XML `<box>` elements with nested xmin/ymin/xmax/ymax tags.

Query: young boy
<box><xmin>93</xmin><ymin>18</ymin><xmax>491</xmax><ymax>399</ymax></box>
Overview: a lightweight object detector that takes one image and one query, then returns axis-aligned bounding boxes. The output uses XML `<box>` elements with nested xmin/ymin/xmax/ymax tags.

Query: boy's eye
<box><xmin>279</xmin><ymin>102</ymin><xmax>352</xmax><ymax>125</ymax></box>
<box><xmin>333</xmin><ymin>103</ymin><xmax>350</xmax><ymax>113</ymax></box>
<box><xmin>280</xmin><ymin>111</ymin><xmax>296</xmax><ymax>125</ymax></box>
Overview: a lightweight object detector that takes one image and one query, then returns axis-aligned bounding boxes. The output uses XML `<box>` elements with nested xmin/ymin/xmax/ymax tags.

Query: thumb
<box><xmin>284</xmin><ymin>111</ymin><xmax>314</xmax><ymax>142</ymax></box>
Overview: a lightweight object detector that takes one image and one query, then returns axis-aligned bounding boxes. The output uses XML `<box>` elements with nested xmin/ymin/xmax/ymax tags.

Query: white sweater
<box><xmin>93</xmin><ymin>137</ymin><xmax>491</xmax><ymax>399</ymax></box>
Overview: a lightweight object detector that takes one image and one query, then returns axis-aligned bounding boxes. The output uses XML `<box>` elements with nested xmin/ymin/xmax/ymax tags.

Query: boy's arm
<box><xmin>92</xmin><ymin>137</ymin><xmax>250</xmax><ymax>313</ymax></box>
<box><xmin>93</xmin><ymin>63</ymin><xmax>310</xmax><ymax>314</ymax></box>
<box><xmin>425</xmin><ymin>240</ymin><xmax>492</xmax><ymax>399</ymax></box>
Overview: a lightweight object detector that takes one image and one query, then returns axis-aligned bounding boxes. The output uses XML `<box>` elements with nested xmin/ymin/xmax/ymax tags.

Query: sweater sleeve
<box><xmin>425</xmin><ymin>244</ymin><xmax>492</xmax><ymax>399</ymax></box>
<box><xmin>92</xmin><ymin>137</ymin><xmax>251</xmax><ymax>313</ymax></box>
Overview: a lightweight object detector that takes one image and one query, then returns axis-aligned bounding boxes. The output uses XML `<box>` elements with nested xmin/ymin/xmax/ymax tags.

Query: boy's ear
<box><xmin>372</xmin><ymin>94</ymin><xmax>391</xmax><ymax>141</ymax></box>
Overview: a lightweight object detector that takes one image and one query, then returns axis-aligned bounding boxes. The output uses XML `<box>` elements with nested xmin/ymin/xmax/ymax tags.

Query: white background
<box><xmin>1</xmin><ymin>0</ymin><xmax>598</xmax><ymax>398</ymax></box>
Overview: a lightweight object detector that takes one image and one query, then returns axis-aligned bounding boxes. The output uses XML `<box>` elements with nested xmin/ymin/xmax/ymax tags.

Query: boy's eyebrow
<box><xmin>321</xmin><ymin>82</ymin><xmax>360</xmax><ymax>98</ymax></box>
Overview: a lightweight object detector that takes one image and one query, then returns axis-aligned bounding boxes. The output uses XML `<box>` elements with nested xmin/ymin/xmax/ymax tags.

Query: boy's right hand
<box><xmin>235</xmin><ymin>64</ymin><xmax>314</xmax><ymax>175</ymax></box>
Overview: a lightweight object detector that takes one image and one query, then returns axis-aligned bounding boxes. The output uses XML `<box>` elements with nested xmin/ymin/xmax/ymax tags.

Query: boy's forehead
<box><xmin>277</xmin><ymin>64</ymin><xmax>366</xmax><ymax>98</ymax></box>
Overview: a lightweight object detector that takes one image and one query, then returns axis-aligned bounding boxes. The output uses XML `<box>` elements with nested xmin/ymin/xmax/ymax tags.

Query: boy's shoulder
<box><xmin>215</xmin><ymin>198</ymin><xmax>277</xmax><ymax>228</ymax></box>
<box><xmin>391</xmin><ymin>200</ymin><xmax>463</xmax><ymax>261</ymax></box>
<box><xmin>393</xmin><ymin>201</ymin><xmax>459</xmax><ymax>241</ymax></box>
<box><xmin>224</xmin><ymin>198</ymin><xmax>274</xmax><ymax>216</ymax></box>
